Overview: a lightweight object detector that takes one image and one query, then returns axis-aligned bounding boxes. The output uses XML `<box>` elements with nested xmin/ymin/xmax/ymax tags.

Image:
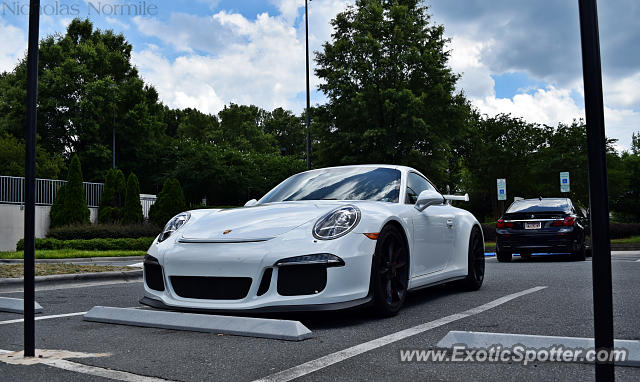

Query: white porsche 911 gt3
<box><xmin>141</xmin><ymin>165</ymin><xmax>485</xmax><ymax>316</ymax></box>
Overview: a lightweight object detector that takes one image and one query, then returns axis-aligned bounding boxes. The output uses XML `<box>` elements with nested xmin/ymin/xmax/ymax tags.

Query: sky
<box><xmin>0</xmin><ymin>0</ymin><xmax>638</xmax><ymax>149</ymax></box>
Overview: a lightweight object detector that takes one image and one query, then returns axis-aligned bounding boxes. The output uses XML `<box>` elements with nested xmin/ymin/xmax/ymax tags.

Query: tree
<box><xmin>612</xmin><ymin>132</ymin><xmax>640</xmax><ymax>222</ymax></box>
<box><xmin>0</xmin><ymin>134</ymin><xmax>66</xmax><ymax>179</ymax></box>
<box><xmin>314</xmin><ymin>0</ymin><xmax>470</xmax><ymax>186</ymax></box>
<box><xmin>50</xmin><ymin>154</ymin><xmax>90</xmax><ymax>227</ymax></box>
<box><xmin>49</xmin><ymin>184</ymin><xmax>66</xmax><ymax>228</ymax></box>
<box><xmin>122</xmin><ymin>172</ymin><xmax>143</xmax><ymax>224</ymax></box>
<box><xmin>98</xmin><ymin>168</ymin><xmax>126</xmax><ymax>223</ymax></box>
<box><xmin>0</xmin><ymin>19</ymin><xmax>168</xmax><ymax>186</ymax></box>
<box><xmin>148</xmin><ymin>178</ymin><xmax>187</xmax><ymax>227</ymax></box>
<box><xmin>217</xmin><ymin>104</ymin><xmax>278</xmax><ymax>154</ymax></box>
<box><xmin>263</xmin><ymin>108</ymin><xmax>305</xmax><ymax>157</ymax></box>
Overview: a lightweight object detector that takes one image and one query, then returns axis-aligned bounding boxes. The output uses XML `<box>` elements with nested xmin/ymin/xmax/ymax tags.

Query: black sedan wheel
<box><xmin>371</xmin><ymin>225</ymin><xmax>409</xmax><ymax>316</ymax></box>
<box><xmin>460</xmin><ymin>226</ymin><xmax>485</xmax><ymax>291</ymax></box>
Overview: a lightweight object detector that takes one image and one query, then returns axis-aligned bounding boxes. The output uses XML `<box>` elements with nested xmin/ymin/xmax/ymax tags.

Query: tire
<box><xmin>460</xmin><ymin>226</ymin><xmax>485</xmax><ymax>291</ymax></box>
<box><xmin>573</xmin><ymin>243</ymin><xmax>586</xmax><ymax>261</ymax></box>
<box><xmin>496</xmin><ymin>250</ymin><xmax>512</xmax><ymax>262</ymax></box>
<box><xmin>371</xmin><ymin>225</ymin><xmax>409</xmax><ymax>316</ymax></box>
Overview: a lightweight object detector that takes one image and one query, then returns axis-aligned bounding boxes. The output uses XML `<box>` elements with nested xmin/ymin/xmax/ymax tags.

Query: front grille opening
<box><xmin>170</xmin><ymin>276</ymin><xmax>252</xmax><ymax>300</ymax></box>
<box><xmin>257</xmin><ymin>268</ymin><xmax>273</xmax><ymax>296</ymax></box>
<box><xmin>277</xmin><ymin>264</ymin><xmax>327</xmax><ymax>296</ymax></box>
<box><xmin>144</xmin><ymin>263</ymin><xmax>165</xmax><ymax>292</ymax></box>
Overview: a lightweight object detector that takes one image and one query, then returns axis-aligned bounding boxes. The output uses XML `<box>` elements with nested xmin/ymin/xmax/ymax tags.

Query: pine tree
<box><xmin>61</xmin><ymin>154</ymin><xmax>90</xmax><ymax>225</ymax></box>
<box><xmin>149</xmin><ymin>178</ymin><xmax>187</xmax><ymax>227</ymax></box>
<box><xmin>122</xmin><ymin>172</ymin><xmax>143</xmax><ymax>224</ymax></box>
<box><xmin>49</xmin><ymin>184</ymin><xmax>66</xmax><ymax>228</ymax></box>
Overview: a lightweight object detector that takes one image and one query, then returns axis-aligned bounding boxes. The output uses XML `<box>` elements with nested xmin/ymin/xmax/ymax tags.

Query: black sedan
<box><xmin>495</xmin><ymin>198</ymin><xmax>588</xmax><ymax>262</ymax></box>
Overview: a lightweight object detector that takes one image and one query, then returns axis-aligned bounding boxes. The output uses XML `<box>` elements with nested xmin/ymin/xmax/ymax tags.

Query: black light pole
<box><xmin>304</xmin><ymin>0</ymin><xmax>311</xmax><ymax>170</ymax></box>
<box><xmin>578</xmin><ymin>0</ymin><xmax>614</xmax><ymax>380</ymax></box>
<box><xmin>112</xmin><ymin>107</ymin><xmax>116</xmax><ymax>169</ymax></box>
<box><xmin>110</xmin><ymin>82</ymin><xmax>116</xmax><ymax>169</ymax></box>
<box><xmin>24</xmin><ymin>0</ymin><xmax>40</xmax><ymax>358</ymax></box>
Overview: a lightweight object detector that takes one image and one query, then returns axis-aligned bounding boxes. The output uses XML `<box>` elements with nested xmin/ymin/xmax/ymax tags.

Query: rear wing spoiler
<box><xmin>443</xmin><ymin>193</ymin><xmax>469</xmax><ymax>202</ymax></box>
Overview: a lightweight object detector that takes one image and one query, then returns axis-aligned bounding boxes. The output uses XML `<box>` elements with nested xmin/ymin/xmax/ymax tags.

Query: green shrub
<box><xmin>49</xmin><ymin>184</ymin><xmax>66</xmax><ymax>228</ymax></box>
<box><xmin>122</xmin><ymin>172</ymin><xmax>143</xmax><ymax>224</ymax></box>
<box><xmin>17</xmin><ymin>237</ymin><xmax>155</xmax><ymax>251</ymax></box>
<box><xmin>610</xmin><ymin>223</ymin><xmax>640</xmax><ymax>239</ymax></box>
<box><xmin>149</xmin><ymin>178</ymin><xmax>187</xmax><ymax>227</ymax></box>
<box><xmin>98</xmin><ymin>168</ymin><xmax>126</xmax><ymax>223</ymax></box>
<box><xmin>46</xmin><ymin>223</ymin><xmax>161</xmax><ymax>240</ymax></box>
<box><xmin>50</xmin><ymin>154</ymin><xmax>90</xmax><ymax>228</ymax></box>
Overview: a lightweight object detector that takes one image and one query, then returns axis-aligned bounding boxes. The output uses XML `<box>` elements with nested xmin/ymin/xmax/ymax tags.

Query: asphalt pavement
<box><xmin>0</xmin><ymin>252</ymin><xmax>639</xmax><ymax>381</ymax></box>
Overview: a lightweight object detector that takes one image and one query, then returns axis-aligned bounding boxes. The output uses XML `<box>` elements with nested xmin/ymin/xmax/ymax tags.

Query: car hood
<box><xmin>179</xmin><ymin>202</ymin><xmax>343</xmax><ymax>242</ymax></box>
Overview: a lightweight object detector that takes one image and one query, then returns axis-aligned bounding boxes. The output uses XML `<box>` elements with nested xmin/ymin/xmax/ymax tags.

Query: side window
<box><xmin>405</xmin><ymin>173</ymin><xmax>434</xmax><ymax>204</ymax></box>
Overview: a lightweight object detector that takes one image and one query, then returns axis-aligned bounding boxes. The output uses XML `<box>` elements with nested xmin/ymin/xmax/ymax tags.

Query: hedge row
<box><xmin>16</xmin><ymin>237</ymin><xmax>155</xmax><ymax>251</ymax></box>
<box><xmin>609</xmin><ymin>223</ymin><xmax>640</xmax><ymax>239</ymax></box>
<box><xmin>481</xmin><ymin>222</ymin><xmax>640</xmax><ymax>242</ymax></box>
<box><xmin>46</xmin><ymin>224</ymin><xmax>161</xmax><ymax>240</ymax></box>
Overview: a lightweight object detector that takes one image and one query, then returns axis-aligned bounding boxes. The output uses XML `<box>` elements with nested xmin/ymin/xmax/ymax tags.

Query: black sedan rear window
<box><xmin>506</xmin><ymin>199</ymin><xmax>570</xmax><ymax>213</ymax></box>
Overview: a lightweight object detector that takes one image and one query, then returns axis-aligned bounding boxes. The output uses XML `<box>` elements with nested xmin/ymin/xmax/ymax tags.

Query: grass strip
<box><xmin>0</xmin><ymin>250</ymin><xmax>145</xmax><ymax>260</ymax></box>
<box><xmin>0</xmin><ymin>264</ymin><xmax>134</xmax><ymax>278</ymax></box>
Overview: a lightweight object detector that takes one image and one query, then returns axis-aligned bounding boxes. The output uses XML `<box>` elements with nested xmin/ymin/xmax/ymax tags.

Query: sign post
<box><xmin>497</xmin><ymin>179</ymin><xmax>506</xmax><ymax>201</ymax></box>
<box><xmin>578</xmin><ymin>0</ymin><xmax>615</xmax><ymax>380</ymax></box>
<box><xmin>24</xmin><ymin>0</ymin><xmax>41</xmax><ymax>358</ymax></box>
<box><xmin>560</xmin><ymin>172</ymin><xmax>570</xmax><ymax>193</ymax></box>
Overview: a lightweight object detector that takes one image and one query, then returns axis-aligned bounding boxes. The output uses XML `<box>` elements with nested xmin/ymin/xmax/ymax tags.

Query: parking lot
<box><xmin>1</xmin><ymin>252</ymin><xmax>639</xmax><ymax>381</ymax></box>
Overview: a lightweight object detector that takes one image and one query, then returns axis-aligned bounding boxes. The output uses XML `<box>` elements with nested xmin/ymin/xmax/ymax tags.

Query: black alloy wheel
<box><xmin>371</xmin><ymin>225</ymin><xmax>409</xmax><ymax>316</ymax></box>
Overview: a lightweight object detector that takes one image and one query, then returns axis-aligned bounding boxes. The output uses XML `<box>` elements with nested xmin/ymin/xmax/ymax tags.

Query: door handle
<box><xmin>446</xmin><ymin>218</ymin><xmax>454</xmax><ymax>228</ymax></box>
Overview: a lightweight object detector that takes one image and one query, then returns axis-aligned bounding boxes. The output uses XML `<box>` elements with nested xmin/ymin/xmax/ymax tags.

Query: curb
<box><xmin>0</xmin><ymin>256</ymin><xmax>144</xmax><ymax>264</ymax></box>
<box><xmin>0</xmin><ymin>270</ymin><xmax>142</xmax><ymax>292</ymax></box>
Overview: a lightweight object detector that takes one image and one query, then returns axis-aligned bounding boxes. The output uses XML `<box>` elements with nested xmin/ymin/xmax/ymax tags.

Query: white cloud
<box><xmin>133</xmin><ymin>11</ymin><xmax>306</xmax><ymax>113</ymax></box>
<box><xmin>131</xmin><ymin>1</ymin><xmax>351</xmax><ymax>114</ymax></box>
<box><xmin>0</xmin><ymin>21</ymin><xmax>26</xmax><ymax>73</ymax></box>
<box><xmin>604</xmin><ymin>71</ymin><xmax>640</xmax><ymax>110</ymax></box>
<box><xmin>447</xmin><ymin>36</ymin><xmax>495</xmax><ymax>99</ymax></box>
<box><xmin>105</xmin><ymin>17</ymin><xmax>130</xmax><ymax>30</ymax></box>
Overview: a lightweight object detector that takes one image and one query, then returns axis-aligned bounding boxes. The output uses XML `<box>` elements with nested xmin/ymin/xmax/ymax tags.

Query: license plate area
<box><xmin>524</xmin><ymin>222</ymin><xmax>542</xmax><ymax>230</ymax></box>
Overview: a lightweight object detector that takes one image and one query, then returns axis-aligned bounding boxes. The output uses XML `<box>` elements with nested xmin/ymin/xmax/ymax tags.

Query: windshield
<box><xmin>506</xmin><ymin>199</ymin><xmax>570</xmax><ymax>213</ymax></box>
<box><xmin>259</xmin><ymin>167</ymin><xmax>401</xmax><ymax>203</ymax></box>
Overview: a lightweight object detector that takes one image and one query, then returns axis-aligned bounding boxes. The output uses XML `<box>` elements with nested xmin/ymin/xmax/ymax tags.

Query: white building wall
<box><xmin>0</xmin><ymin>204</ymin><xmax>98</xmax><ymax>251</ymax></box>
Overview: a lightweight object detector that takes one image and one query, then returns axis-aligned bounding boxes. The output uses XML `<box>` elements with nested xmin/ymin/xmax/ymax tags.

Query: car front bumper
<box><xmin>142</xmin><ymin>223</ymin><xmax>377</xmax><ymax>312</ymax></box>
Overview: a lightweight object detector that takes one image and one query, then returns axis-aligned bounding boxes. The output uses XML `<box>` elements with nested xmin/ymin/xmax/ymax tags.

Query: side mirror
<box><xmin>244</xmin><ymin>199</ymin><xmax>258</xmax><ymax>207</ymax></box>
<box><xmin>415</xmin><ymin>190</ymin><xmax>445</xmax><ymax>212</ymax></box>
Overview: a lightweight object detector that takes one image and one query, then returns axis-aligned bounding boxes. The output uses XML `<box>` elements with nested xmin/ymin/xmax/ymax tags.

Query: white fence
<box><xmin>0</xmin><ymin>175</ymin><xmax>104</xmax><ymax>207</ymax></box>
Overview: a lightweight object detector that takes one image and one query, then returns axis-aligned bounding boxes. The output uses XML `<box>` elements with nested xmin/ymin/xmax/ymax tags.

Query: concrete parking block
<box><xmin>437</xmin><ymin>331</ymin><xmax>640</xmax><ymax>367</ymax></box>
<box><xmin>0</xmin><ymin>297</ymin><xmax>43</xmax><ymax>314</ymax></box>
<box><xmin>83</xmin><ymin>306</ymin><xmax>313</xmax><ymax>341</ymax></box>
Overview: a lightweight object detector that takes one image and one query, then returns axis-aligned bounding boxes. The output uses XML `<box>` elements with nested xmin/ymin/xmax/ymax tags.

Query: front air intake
<box><xmin>277</xmin><ymin>264</ymin><xmax>327</xmax><ymax>296</ymax></box>
<box><xmin>170</xmin><ymin>276</ymin><xmax>252</xmax><ymax>300</ymax></box>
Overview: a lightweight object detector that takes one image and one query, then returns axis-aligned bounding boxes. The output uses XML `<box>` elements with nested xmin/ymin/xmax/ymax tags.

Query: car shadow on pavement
<box><xmin>515</xmin><ymin>254</ymin><xmax>586</xmax><ymax>262</ymax></box>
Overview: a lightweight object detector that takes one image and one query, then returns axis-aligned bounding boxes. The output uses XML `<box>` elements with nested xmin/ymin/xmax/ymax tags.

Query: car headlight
<box><xmin>313</xmin><ymin>206</ymin><xmax>361</xmax><ymax>240</ymax></box>
<box><xmin>157</xmin><ymin>212</ymin><xmax>190</xmax><ymax>243</ymax></box>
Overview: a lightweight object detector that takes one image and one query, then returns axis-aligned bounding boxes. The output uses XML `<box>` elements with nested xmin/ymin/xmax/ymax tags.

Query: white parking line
<box><xmin>0</xmin><ymin>306</ymin><xmax>143</xmax><ymax>325</ymax></box>
<box><xmin>253</xmin><ymin>286</ymin><xmax>547</xmax><ymax>382</ymax></box>
<box><xmin>0</xmin><ymin>311</ymin><xmax>87</xmax><ymax>325</ymax></box>
<box><xmin>41</xmin><ymin>359</ymin><xmax>174</xmax><ymax>382</ymax></box>
<box><xmin>0</xmin><ymin>348</ymin><xmax>174</xmax><ymax>382</ymax></box>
